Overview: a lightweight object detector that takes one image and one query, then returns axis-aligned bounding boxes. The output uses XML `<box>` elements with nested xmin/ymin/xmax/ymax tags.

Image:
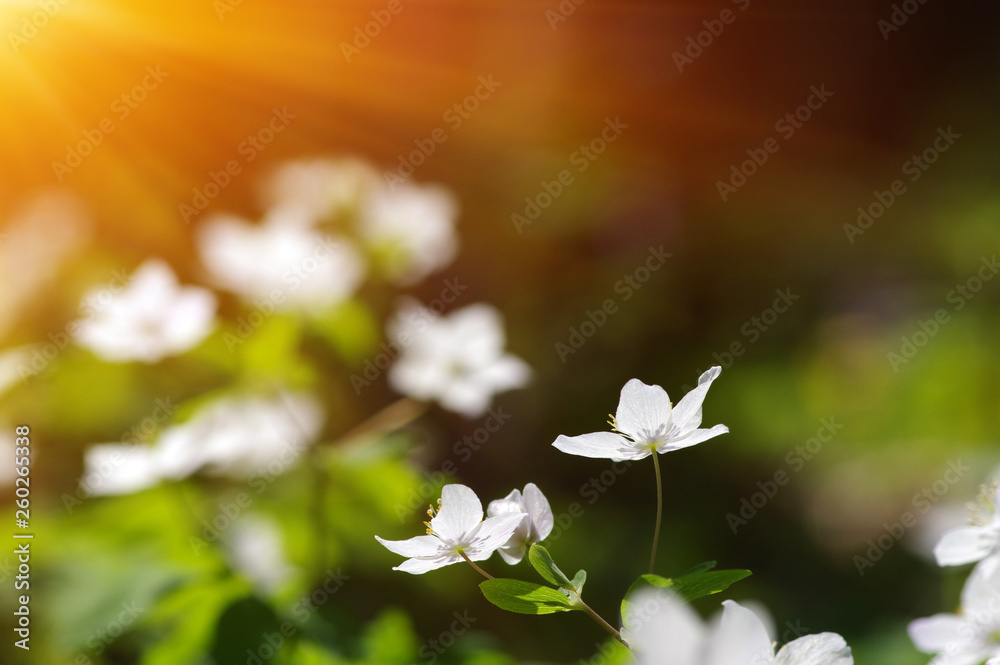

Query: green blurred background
<box><xmin>1</xmin><ymin>0</ymin><xmax>999</xmax><ymax>663</ymax></box>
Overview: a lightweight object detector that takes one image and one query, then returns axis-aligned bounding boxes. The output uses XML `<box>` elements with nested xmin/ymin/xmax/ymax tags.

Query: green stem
<box><xmin>458</xmin><ymin>551</ymin><xmax>494</xmax><ymax>579</ymax></box>
<box><xmin>577</xmin><ymin>596</ymin><xmax>628</xmax><ymax>648</ymax></box>
<box><xmin>649</xmin><ymin>453</ymin><xmax>663</xmax><ymax>574</ymax></box>
<box><xmin>337</xmin><ymin>397</ymin><xmax>426</xmax><ymax>445</ymax></box>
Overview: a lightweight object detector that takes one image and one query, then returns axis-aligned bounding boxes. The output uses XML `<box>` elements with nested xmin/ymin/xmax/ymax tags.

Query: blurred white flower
<box><xmin>935</xmin><ymin>484</ymin><xmax>1000</xmax><ymax>567</ymax></box>
<box><xmin>168</xmin><ymin>391</ymin><xmax>323</xmax><ymax>478</ymax></box>
<box><xmin>262</xmin><ymin>157</ymin><xmax>380</xmax><ymax>224</ymax></box>
<box><xmin>487</xmin><ymin>483</ymin><xmax>554</xmax><ymax>564</ymax></box>
<box><xmin>197</xmin><ymin>212</ymin><xmax>364</xmax><ymax>310</ymax></box>
<box><xmin>82</xmin><ymin>391</ymin><xmax>323</xmax><ymax>496</ymax></box>
<box><xmin>72</xmin><ymin>259</ymin><xmax>216</xmax><ymax>363</ymax></box>
<box><xmin>376</xmin><ymin>484</ymin><xmax>525</xmax><ymax>574</ymax></box>
<box><xmin>553</xmin><ymin>368</ymin><xmax>728</xmax><ymax>462</ymax></box>
<box><xmin>83</xmin><ymin>443</ymin><xmax>163</xmax><ymax>496</ymax></box>
<box><xmin>388</xmin><ymin>302</ymin><xmax>531</xmax><ymax>418</ymax></box>
<box><xmin>227</xmin><ymin>516</ymin><xmax>296</xmax><ymax>593</ymax></box>
<box><xmin>0</xmin><ymin>347</ymin><xmax>32</xmax><ymax>397</ymax></box>
<box><xmin>624</xmin><ymin>589</ymin><xmax>853</xmax><ymax>665</ymax></box>
<box><xmin>910</xmin><ymin>556</ymin><xmax>1000</xmax><ymax>664</ymax></box>
<box><xmin>360</xmin><ymin>182</ymin><xmax>458</xmax><ymax>284</ymax></box>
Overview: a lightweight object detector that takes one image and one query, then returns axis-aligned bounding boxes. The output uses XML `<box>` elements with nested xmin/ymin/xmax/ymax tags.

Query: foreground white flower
<box><xmin>375</xmin><ymin>484</ymin><xmax>525</xmax><ymax>574</ymax></box>
<box><xmin>487</xmin><ymin>483</ymin><xmax>554</xmax><ymax>564</ymax></box>
<box><xmin>388</xmin><ymin>302</ymin><xmax>531</xmax><ymax>417</ymax></box>
<box><xmin>83</xmin><ymin>391</ymin><xmax>323</xmax><ymax>495</ymax></box>
<box><xmin>909</xmin><ymin>556</ymin><xmax>1000</xmax><ymax>664</ymax></box>
<box><xmin>197</xmin><ymin>212</ymin><xmax>364</xmax><ymax>310</ymax></box>
<box><xmin>73</xmin><ymin>259</ymin><xmax>216</xmax><ymax>363</ymax></box>
<box><xmin>935</xmin><ymin>484</ymin><xmax>1000</xmax><ymax>566</ymax></box>
<box><xmin>624</xmin><ymin>589</ymin><xmax>853</xmax><ymax>665</ymax></box>
<box><xmin>360</xmin><ymin>182</ymin><xmax>458</xmax><ymax>284</ymax></box>
<box><xmin>553</xmin><ymin>368</ymin><xmax>728</xmax><ymax>461</ymax></box>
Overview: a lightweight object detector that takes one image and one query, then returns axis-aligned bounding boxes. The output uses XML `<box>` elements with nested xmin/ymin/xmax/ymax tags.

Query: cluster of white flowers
<box><xmin>376</xmin><ymin>369</ymin><xmax>856</xmax><ymax>663</ymax></box>
<box><xmin>910</xmin><ymin>484</ymin><xmax>1000</xmax><ymax>664</ymax></box>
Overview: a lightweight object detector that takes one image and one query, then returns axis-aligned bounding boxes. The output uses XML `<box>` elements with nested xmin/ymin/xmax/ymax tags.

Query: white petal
<box><xmin>375</xmin><ymin>535</ymin><xmax>443</xmax><ymax>558</ymax></box>
<box><xmin>961</xmin><ymin>555</ymin><xmax>1000</xmax><ymax>617</ymax></box>
<box><xmin>660</xmin><ymin>424</ymin><xmax>729</xmax><ymax>453</ymax></box>
<box><xmin>774</xmin><ymin>633</ymin><xmax>853</xmax><ymax>665</ymax></box>
<box><xmin>706</xmin><ymin>600</ymin><xmax>774</xmax><ymax>665</ymax></box>
<box><xmin>623</xmin><ymin>588</ymin><xmax>706</xmax><ymax>665</ymax></box>
<box><xmin>934</xmin><ymin>526</ymin><xmax>999</xmax><ymax>566</ymax></box>
<box><xmin>498</xmin><ymin>543</ymin><xmax>527</xmax><ymax>565</ymax></box>
<box><xmin>523</xmin><ymin>483</ymin><xmax>554</xmax><ymax>541</ymax></box>
<box><xmin>908</xmin><ymin>615</ymin><xmax>970</xmax><ymax>653</ymax></box>
<box><xmin>487</xmin><ymin>489</ymin><xmax>523</xmax><ymax>518</ymax></box>
<box><xmin>431</xmin><ymin>484</ymin><xmax>484</xmax><ymax>543</ymax></box>
<box><xmin>466</xmin><ymin>513</ymin><xmax>526</xmax><ymax>559</ymax></box>
<box><xmin>671</xmin><ymin>366</ymin><xmax>722</xmax><ymax>432</ymax></box>
<box><xmin>552</xmin><ymin>432</ymin><xmax>644</xmax><ymax>461</ymax></box>
<box><xmin>615</xmin><ymin>379</ymin><xmax>672</xmax><ymax>441</ymax></box>
<box><xmin>394</xmin><ymin>554</ymin><xmax>459</xmax><ymax>574</ymax></box>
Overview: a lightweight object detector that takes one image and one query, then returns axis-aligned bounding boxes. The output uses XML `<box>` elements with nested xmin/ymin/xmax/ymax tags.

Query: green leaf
<box><xmin>620</xmin><ymin>566</ymin><xmax>752</xmax><ymax>625</ymax></box>
<box><xmin>528</xmin><ymin>545</ymin><xmax>574</xmax><ymax>588</ymax></box>
<box><xmin>479</xmin><ymin>579</ymin><xmax>575</xmax><ymax>615</ymax></box>
<box><xmin>570</xmin><ymin>569</ymin><xmax>587</xmax><ymax>594</ymax></box>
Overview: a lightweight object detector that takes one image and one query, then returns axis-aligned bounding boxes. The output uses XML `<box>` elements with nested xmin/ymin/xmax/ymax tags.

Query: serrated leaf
<box><xmin>620</xmin><ymin>567</ymin><xmax>752</xmax><ymax>624</ymax></box>
<box><xmin>528</xmin><ymin>545</ymin><xmax>573</xmax><ymax>588</ymax></box>
<box><xmin>479</xmin><ymin>579</ymin><xmax>575</xmax><ymax>615</ymax></box>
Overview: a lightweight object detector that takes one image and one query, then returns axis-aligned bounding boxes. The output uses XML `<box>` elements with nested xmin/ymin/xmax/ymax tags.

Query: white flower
<box><xmin>487</xmin><ymin>483</ymin><xmax>554</xmax><ymax>564</ymax></box>
<box><xmin>360</xmin><ymin>182</ymin><xmax>458</xmax><ymax>284</ymax></box>
<box><xmin>388</xmin><ymin>302</ymin><xmax>531</xmax><ymax>418</ymax></box>
<box><xmin>935</xmin><ymin>485</ymin><xmax>1000</xmax><ymax>566</ymax></box>
<box><xmin>624</xmin><ymin>589</ymin><xmax>853</xmax><ymax>665</ymax></box>
<box><xmin>262</xmin><ymin>157</ymin><xmax>380</xmax><ymax>224</ymax></box>
<box><xmin>909</xmin><ymin>556</ymin><xmax>1000</xmax><ymax>665</ymax></box>
<box><xmin>197</xmin><ymin>212</ymin><xmax>364</xmax><ymax>310</ymax></box>
<box><xmin>159</xmin><ymin>391</ymin><xmax>323</xmax><ymax>479</ymax></box>
<box><xmin>375</xmin><ymin>484</ymin><xmax>525</xmax><ymax>574</ymax></box>
<box><xmin>72</xmin><ymin>259</ymin><xmax>216</xmax><ymax>363</ymax></box>
<box><xmin>227</xmin><ymin>516</ymin><xmax>296</xmax><ymax>593</ymax></box>
<box><xmin>83</xmin><ymin>444</ymin><xmax>163</xmax><ymax>496</ymax></box>
<box><xmin>553</xmin><ymin>368</ymin><xmax>728</xmax><ymax>462</ymax></box>
<box><xmin>82</xmin><ymin>391</ymin><xmax>323</xmax><ymax>495</ymax></box>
